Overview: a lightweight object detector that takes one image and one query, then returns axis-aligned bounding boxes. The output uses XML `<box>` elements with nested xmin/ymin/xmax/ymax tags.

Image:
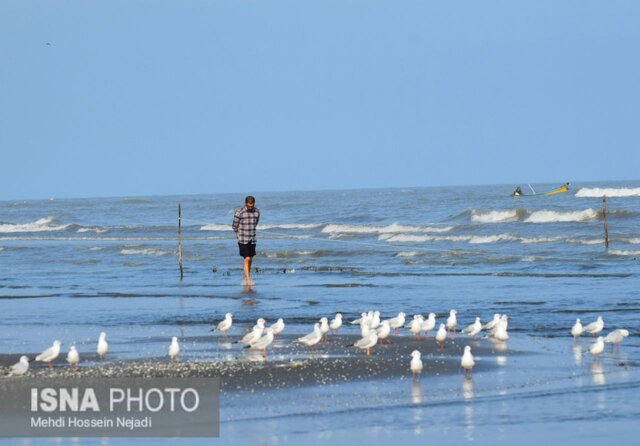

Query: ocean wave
<box><xmin>470</xmin><ymin>209</ymin><xmax>523</xmax><ymax>223</ymax></box>
<box><xmin>89</xmin><ymin>247</ymin><xmax>106</xmax><ymax>251</ymax></box>
<box><xmin>623</xmin><ymin>238</ymin><xmax>640</xmax><ymax>244</ymax></box>
<box><xmin>566</xmin><ymin>238</ymin><xmax>603</xmax><ymax>246</ymax></box>
<box><xmin>520</xmin><ymin>236</ymin><xmax>563</xmax><ymax>244</ymax></box>
<box><xmin>77</xmin><ymin>227</ymin><xmax>109</xmax><ymax>234</ymax></box>
<box><xmin>380</xmin><ymin>233</ymin><xmax>519</xmax><ymax>244</ymax></box>
<box><xmin>576</xmin><ymin>187</ymin><xmax>640</xmax><ymax>198</ymax></box>
<box><xmin>263</xmin><ymin>250</ymin><xmax>322</xmax><ymax>258</ymax></box>
<box><xmin>0</xmin><ymin>217</ymin><xmax>71</xmax><ymax>233</ymax></box>
<box><xmin>200</xmin><ymin>224</ymin><xmax>232</xmax><ymax>231</ymax></box>
<box><xmin>322</xmin><ymin>223</ymin><xmax>453</xmax><ymax>234</ymax></box>
<box><xmin>200</xmin><ymin>223</ymin><xmax>323</xmax><ymax>232</ymax></box>
<box><xmin>608</xmin><ymin>250</ymin><xmax>640</xmax><ymax>256</ymax></box>
<box><xmin>394</xmin><ymin>251</ymin><xmax>426</xmax><ymax>257</ymax></box>
<box><xmin>524</xmin><ymin>209</ymin><xmax>598</xmax><ymax>223</ymax></box>
<box><xmin>119</xmin><ymin>248</ymin><xmax>173</xmax><ymax>256</ymax></box>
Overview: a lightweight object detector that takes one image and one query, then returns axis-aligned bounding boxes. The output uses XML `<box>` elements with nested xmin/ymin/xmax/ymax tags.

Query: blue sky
<box><xmin>1</xmin><ymin>1</ymin><xmax>639</xmax><ymax>200</ymax></box>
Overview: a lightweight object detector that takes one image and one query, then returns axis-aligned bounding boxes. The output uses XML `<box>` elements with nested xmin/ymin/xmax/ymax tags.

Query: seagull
<box><xmin>589</xmin><ymin>336</ymin><xmax>605</xmax><ymax>357</ymax></box>
<box><xmin>604</xmin><ymin>329</ymin><xmax>629</xmax><ymax>347</ymax></box>
<box><xmin>483</xmin><ymin>313</ymin><xmax>501</xmax><ymax>331</ymax></box>
<box><xmin>376</xmin><ymin>320</ymin><xmax>391</xmax><ymax>344</ymax></box>
<box><xmin>571</xmin><ymin>319</ymin><xmax>583</xmax><ymax>338</ymax></box>
<box><xmin>407</xmin><ymin>315</ymin><xmax>423</xmax><ymax>340</ymax></box>
<box><xmin>421</xmin><ymin>313</ymin><xmax>436</xmax><ymax>338</ymax></box>
<box><xmin>250</xmin><ymin>328</ymin><xmax>275</xmax><ymax>358</ymax></box>
<box><xmin>370</xmin><ymin>311</ymin><xmax>381</xmax><ymax>329</ymax></box>
<box><xmin>330</xmin><ymin>313</ymin><xmax>343</xmax><ymax>333</ymax></box>
<box><xmin>386</xmin><ymin>312</ymin><xmax>406</xmax><ymax>336</ymax></box>
<box><xmin>212</xmin><ymin>313</ymin><xmax>233</xmax><ymax>337</ymax></box>
<box><xmin>36</xmin><ymin>340</ymin><xmax>62</xmax><ymax>369</ymax></box>
<box><xmin>66</xmin><ymin>346</ymin><xmax>79</xmax><ymax>371</ymax></box>
<box><xmin>237</xmin><ymin>319</ymin><xmax>265</xmax><ymax>345</ymax></box>
<box><xmin>270</xmin><ymin>318</ymin><xmax>285</xmax><ymax>338</ymax></box>
<box><xmin>353</xmin><ymin>331</ymin><xmax>378</xmax><ymax>356</ymax></box>
<box><xmin>461</xmin><ymin>346</ymin><xmax>475</xmax><ymax>375</ymax></box>
<box><xmin>435</xmin><ymin>323</ymin><xmax>447</xmax><ymax>348</ymax></box>
<box><xmin>351</xmin><ymin>312</ymin><xmax>367</xmax><ymax>325</ymax></box>
<box><xmin>168</xmin><ymin>337</ymin><xmax>180</xmax><ymax>361</ymax></box>
<box><xmin>296</xmin><ymin>323</ymin><xmax>322</xmax><ymax>349</ymax></box>
<box><xmin>97</xmin><ymin>332</ymin><xmax>109</xmax><ymax>359</ymax></box>
<box><xmin>462</xmin><ymin>317</ymin><xmax>483</xmax><ymax>340</ymax></box>
<box><xmin>492</xmin><ymin>315</ymin><xmax>510</xmax><ymax>341</ymax></box>
<box><xmin>8</xmin><ymin>356</ymin><xmax>29</xmax><ymax>376</ymax></box>
<box><xmin>410</xmin><ymin>350</ymin><xmax>423</xmax><ymax>378</ymax></box>
<box><xmin>446</xmin><ymin>309</ymin><xmax>458</xmax><ymax>333</ymax></box>
<box><xmin>583</xmin><ymin>316</ymin><xmax>604</xmax><ymax>337</ymax></box>
<box><xmin>319</xmin><ymin>317</ymin><xmax>330</xmax><ymax>342</ymax></box>
<box><xmin>360</xmin><ymin>320</ymin><xmax>371</xmax><ymax>338</ymax></box>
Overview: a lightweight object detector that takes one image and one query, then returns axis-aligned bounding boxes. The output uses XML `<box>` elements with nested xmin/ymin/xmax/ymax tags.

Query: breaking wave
<box><xmin>0</xmin><ymin>217</ymin><xmax>71</xmax><ymax>233</ymax></box>
<box><xmin>524</xmin><ymin>209</ymin><xmax>599</xmax><ymax>223</ymax></box>
<box><xmin>576</xmin><ymin>187</ymin><xmax>640</xmax><ymax>198</ymax></box>
<box><xmin>608</xmin><ymin>250</ymin><xmax>640</xmax><ymax>256</ymax></box>
<box><xmin>471</xmin><ymin>209</ymin><xmax>524</xmax><ymax>223</ymax></box>
<box><xmin>119</xmin><ymin>248</ymin><xmax>173</xmax><ymax>256</ymax></box>
<box><xmin>322</xmin><ymin>223</ymin><xmax>453</xmax><ymax>234</ymax></box>
<box><xmin>77</xmin><ymin>227</ymin><xmax>109</xmax><ymax>234</ymax></box>
<box><xmin>380</xmin><ymin>233</ymin><xmax>519</xmax><ymax>244</ymax></box>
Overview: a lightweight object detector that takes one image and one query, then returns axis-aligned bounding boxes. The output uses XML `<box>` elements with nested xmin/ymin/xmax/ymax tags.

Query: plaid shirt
<box><xmin>232</xmin><ymin>206</ymin><xmax>260</xmax><ymax>244</ymax></box>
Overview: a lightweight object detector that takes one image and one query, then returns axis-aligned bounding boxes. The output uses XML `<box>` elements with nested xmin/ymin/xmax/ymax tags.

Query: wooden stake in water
<box><xmin>603</xmin><ymin>195</ymin><xmax>609</xmax><ymax>249</ymax></box>
<box><xmin>178</xmin><ymin>204</ymin><xmax>184</xmax><ymax>280</ymax></box>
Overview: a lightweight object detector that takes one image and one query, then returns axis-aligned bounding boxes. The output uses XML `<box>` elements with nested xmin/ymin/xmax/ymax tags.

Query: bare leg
<box><xmin>243</xmin><ymin>257</ymin><xmax>252</xmax><ymax>285</ymax></box>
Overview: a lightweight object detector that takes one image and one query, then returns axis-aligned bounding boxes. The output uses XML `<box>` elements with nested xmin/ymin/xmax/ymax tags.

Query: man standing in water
<box><xmin>232</xmin><ymin>195</ymin><xmax>260</xmax><ymax>286</ymax></box>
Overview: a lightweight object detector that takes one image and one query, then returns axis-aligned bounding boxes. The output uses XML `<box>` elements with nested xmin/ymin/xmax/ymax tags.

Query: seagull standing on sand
<box><xmin>330</xmin><ymin>313</ymin><xmax>343</xmax><ymax>333</ymax></box>
<box><xmin>36</xmin><ymin>340</ymin><xmax>62</xmax><ymax>369</ymax></box>
<box><xmin>583</xmin><ymin>316</ymin><xmax>604</xmax><ymax>337</ymax></box>
<box><xmin>213</xmin><ymin>313</ymin><xmax>233</xmax><ymax>337</ymax></box>
<box><xmin>351</xmin><ymin>312</ymin><xmax>367</xmax><ymax>325</ymax></box>
<box><xmin>571</xmin><ymin>319</ymin><xmax>583</xmax><ymax>338</ymax></box>
<box><xmin>386</xmin><ymin>312</ymin><xmax>406</xmax><ymax>336</ymax></box>
<box><xmin>492</xmin><ymin>315</ymin><xmax>510</xmax><ymax>341</ymax></box>
<box><xmin>238</xmin><ymin>319</ymin><xmax>265</xmax><ymax>346</ymax></box>
<box><xmin>319</xmin><ymin>317</ymin><xmax>330</xmax><ymax>342</ymax></box>
<box><xmin>250</xmin><ymin>328</ymin><xmax>275</xmax><ymax>358</ymax></box>
<box><xmin>377</xmin><ymin>320</ymin><xmax>391</xmax><ymax>344</ymax></box>
<box><xmin>436</xmin><ymin>323</ymin><xmax>448</xmax><ymax>348</ymax></box>
<box><xmin>604</xmin><ymin>329</ymin><xmax>629</xmax><ymax>347</ymax></box>
<box><xmin>97</xmin><ymin>332</ymin><xmax>109</xmax><ymax>359</ymax></box>
<box><xmin>407</xmin><ymin>315</ymin><xmax>423</xmax><ymax>340</ymax></box>
<box><xmin>270</xmin><ymin>318</ymin><xmax>285</xmax><ymax>338</ymax></box>
<box><xmin>168</xmin><ymin>337</ymin><xmax>180</xmax><ymax>361</ymax></box>
<box><xmin>421</xmin><ymin>313</ymin><xmax>436</xmax><ymax>338</ymax></box>
<box><xmin>360</xmin><ymin>320</ymin><xmax>371</xmax><ymax>337</ymax></box>
<box><xmin>446</xmin><ymin>310</ymin><xmax>458</xmax><ymax>333</ymax></box>
<box><xmin>370</xmin><ymin>311</ymin><xmax>381</xmax><ymax>330</ymax></box>
<box><xmin>589</xmin><ymin>337</ymin><xmax>605</xmax><ymax>357</ymax></box>
<box><xmin>483</xmin><ymin>314</ymin><xmax>501</xmax><ymax>331</ymax></box>
<box><xmin>353</xmin><ymin>331</ymin><xmax>378</xmax><ymax>356</ymax></box>
<box><xmin>67</xmin><ymin>346</ymin><xmax>79</xmax><ymax>371</ymax></box>
<box><xmin>461</xmin><ymin>346</ymin><xmax>475</xmax><ymax>375</ymax></box>
<box><xmin>296</xmin><ymin>323</ymin><xmax>322</xmax><ymax>349</ymax></box>
<box><xmin>410</xmin><ymin>350</ymin><xmax>423</xmax><ymax>378</ymax></box>
<box><xmin>8</xmin><ymin>356</ymin><xmax>29</xmax><ymax>376</ymax></box>
<box><xmin>462</xmin><ymin>317</ymin><xmax>483</xmax><ymax>340</ymax></box>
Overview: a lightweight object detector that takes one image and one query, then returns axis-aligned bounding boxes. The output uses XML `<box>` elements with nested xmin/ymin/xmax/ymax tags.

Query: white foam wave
<box><xmin>520</xmin><ymin>236</ymin><xmax>563</xmax><ymax>244</ymax></box>
<box><xmin>381</xmin><ymin>233</ymin><xmax>518</xmax><ymax>244</ymax></box>
<box><xmin>260</xmin><ymin>224</ymin><xmax>324</xmax><ymax>230</ymax></box>
<box><xmin>395</xmin><ymin>251</ymin><xmax>424</xmax><ymax>257</ymax></box>
<box><xmin>522</xmin><ymin>256</ymin><xmax>537</xmax><ymax>262</ymax></box>
<box><xmin>0</xmin><ymin>217</ymin><xmax>71</xmax><ymax>233</ymax></box>
<box><xmin>576</xmin><ymin>187</ymin><xmax>640</xmax><ymax>198</ymax></box>
<box><xmin>264</xmin><ymin>250</ymin><xmax>318</xmax><ymax>258</ymax></box>
<box><xmin>120</xmin><ymin>248</ymin><xmax>173</xmax><ymax>256</ymax></box>
<box><xmin>566</xmin><ymin>238</ymin><xmax>603</xmax><ymax>245</ymax></box>
<box><xmin>471</xmin><ymin>210</ymin><xmax>519</xmax><ymax>223</ymax></box>
<box><xmin>524</xmin><ymin>209</ymin><xmax>598</xmax><ymax>223</ymax></box>
<box><xmin>77</xmin><ymin>227</ymin><xmax>108</xmax><ymax>234</ymax></box>
<box><xmin>608</xmin><ymin>250</ymin><xmax>640</xmax><ymax>256</ymax></box>
<box><xmin>0</xmin><ymin>247</ymin><xmax>4</xmax><ymax>251</ymax></box>
<box><xmin>322</xmin><ymin>223</ymin><xmax>453</xmax><ymax>235</ymax></box>
<box><xmin>200</xmin><ymin>224</ymin><xmax>232</xmax><ymax>231</ymax></box>
<box><xmin>622</xmin><ymin>238</ymin><xmax>640</xmax><ymax>244</ymax></box>
<box><xmin>89</xmin><ymin>247</ymin><xmax>106</xmax><ymax>251</ymax></box>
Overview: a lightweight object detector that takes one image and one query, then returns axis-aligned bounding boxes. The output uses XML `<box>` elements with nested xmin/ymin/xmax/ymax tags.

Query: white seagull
<box><xmin>492</xmin><ymin>315</ymin><xmax>510</xmax><ymax>341</ymax></box>
<box><xmin>250</xmin><ymin>328</ymin><xmax>275</xmax><ymax>358</ymax></box>
<box><xmin>238</xmin><ymin>319</ymin><xmax>265</xmax><ymax>346</ymax></box>
<box><xmin>410</xmin><ymin>350</ymin><xmax>423</xmax><ymax>378</ymax></box>
<box><xmin>604</xmin><ymin>329</ymin><xmax>629</xmax><ymax>346</ymax></box>
<box><xmin>462</xmin><ymin>317</ymin><xmax>483</xmax><ymax>340</ymax></box>
<box><xmin>296</xmin><ymin>323</ymin><xmax>322</xmax><ymax>349</ymax></box>
<box><xmin>461</xmin><ymin>346</ymin><xmax>475</xmax><ymax>375</ymax></box>
<box><xmin>583</xmin><ymin>316</ymin><xmax>604</xmax><ymax>337</ymax></box>
<box><xmin>353</xmin><ymin>331</ymin><xmax>378</xmax><ymax>356</ymax></box>
<box><xmin>421</xmin><ymin>313</ymin><xmax>436</xmax><ymax>338</ymax></box>
<box><xmin>589</xmin><ymin>336</ymin><xmax>605</xmax><ymax>357</ymax></box>
<box><xmin>407</xmin><ymin>315</ymin><xmax>424</xmax><ymax>340</ymax></box>
<box><xmin>319</xmin><ymin>317</ymin><xmax>330</xmax><ymax>342</ymax></box>
<box><xmin>213</xmin><ymin>313</ymin><xmax>233</xmax><ymax>337</ymax></box>
<box><xmin>330</xmin><ymin>313</ymin><xmax>343</xmax><ymax>333</ymax></box>
<box><xmin>36</xmin><ymin>340</ymin><xmax>62</xmax><ymax>369</ymax></box>
<box><xmin>97</xmin><ymin>332</ymin><xmax>109</xmax><ymax>359</ymax></box>
<box><xmin>446</xmin><ymin>310</ymin><xmax>458</xmax><ymax>333</ymax></box>
<box><xmin>8</xmin><ymin>356</ymin><xmax>30</xmax><ymax>376</ymax></box>
<box><xmin>67</xmin><ymin>346</ymin><xmax>79</xmax><ymax>371</ymax></box>
<box><xmin>168</xmin><ymin>337</ymin><xmax>180</xmax><ymax>361</ymax></box>
<box><xmin>376</xmin><ymin>320</ymin><xmax>391</xmax><ymax>344</ymax></box>
<box><xmin>571</xmin><ymin>319</ymin><xmax>583</xmax><ymax>338</ymax></box>
<box><xmin>270</xmin><ymin>318</ymin><xmax>285</xmax><ymax>338</ymax></box>
<box><xmin>483</xmin><ymin>313</ymin><xmax>501</xmax><ymax>331</ymax></box>
<box><xmin>386</xmin><ymin>312</ymin><xmax>406</xmax><ymax>336</ymax></box>
<box><xmin>436</xmin><ymin>323</ymin><xmax>448</xmax><ymax>348</ymax></box>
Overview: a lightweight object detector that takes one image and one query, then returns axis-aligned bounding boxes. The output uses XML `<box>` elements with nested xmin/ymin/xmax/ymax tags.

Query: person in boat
<box><xmin>513</xmin><ymin>186</ymin><xmax>523</xmax><ymax>197</ymax></box>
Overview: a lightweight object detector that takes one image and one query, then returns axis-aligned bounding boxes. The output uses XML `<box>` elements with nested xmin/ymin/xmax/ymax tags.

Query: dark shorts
<box><xmin>238</xmin><ymin>243</ymin><xmax>256</xmax><ymax>258</ymax></box>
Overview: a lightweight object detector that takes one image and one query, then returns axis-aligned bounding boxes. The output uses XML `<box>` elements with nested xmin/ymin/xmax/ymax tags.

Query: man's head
<box><xmin>245</xmin><ymin>195</ymin><xmax>255</xmax><ymax>210</ymax></box>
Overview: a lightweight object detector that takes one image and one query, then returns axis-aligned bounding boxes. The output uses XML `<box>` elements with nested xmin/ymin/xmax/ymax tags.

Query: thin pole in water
<box><xmin>178</xmin><ymin>204</ymin><xmax>184</xmax><ymax>280</ymax></box>
<box><xmin>603</xmin><ymin>195</ymin><xmax>609</xmax><ymax>249</ymax></box>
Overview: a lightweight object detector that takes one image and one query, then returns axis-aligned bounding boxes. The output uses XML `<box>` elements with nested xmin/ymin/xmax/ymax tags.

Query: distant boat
<box><xmin>512</xmin><ymin>183</ymin><xmax>570</xmax><ymax>197</ymax></box>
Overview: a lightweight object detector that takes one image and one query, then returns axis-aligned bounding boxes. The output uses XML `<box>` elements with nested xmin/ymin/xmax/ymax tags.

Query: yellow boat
<box><xmin>512</xmin><ymin>183</ymin><xmax>570</xmax><ymax>197</ymax></box>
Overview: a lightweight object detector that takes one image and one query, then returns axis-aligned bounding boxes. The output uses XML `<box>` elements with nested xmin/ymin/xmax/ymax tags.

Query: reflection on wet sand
<box><xmin>591</xmin><ymin>360</ymin><xmax>606</xmax><ymax>386</ymax></box>
<box><xmin>462</xmin><ymin>376</ymin><xmax>474</xmax><ymax>400</ymax></box>
<box><xmin>573</xmin><ymin>343</ymin><xmax>583</xmax><ymax>366</ymax></box>
<box><xmin>411</xmin><ymin>380</ymin><xmax>424</xmax><ymax>405</ymax></box>
<box><xmin>492</xmin><ymin>340</ymin><xmax>508</xmax><ymax>353</ymax></box>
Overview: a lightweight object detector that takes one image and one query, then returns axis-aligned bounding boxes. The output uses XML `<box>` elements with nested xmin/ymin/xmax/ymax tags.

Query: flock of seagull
<box><xmin>5</xmin><ymin>310</ymin><xmax>631</xmax><ymax>378</ymax></box>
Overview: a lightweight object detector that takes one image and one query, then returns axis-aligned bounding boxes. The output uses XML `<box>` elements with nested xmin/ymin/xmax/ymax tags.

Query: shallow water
<box><xmin>1</xmin><ymin>181</ymin><xmax>639</xmax><ymax>444</ymax></box>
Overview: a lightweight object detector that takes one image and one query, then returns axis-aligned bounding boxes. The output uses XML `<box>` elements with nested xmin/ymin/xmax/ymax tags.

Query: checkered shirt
<box><xmin>232</xmin><ymin>206</ymin><xmax>260</xmax><ymax>244</ymax></box>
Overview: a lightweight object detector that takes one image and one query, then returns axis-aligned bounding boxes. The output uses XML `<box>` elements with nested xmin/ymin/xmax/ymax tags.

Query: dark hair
<box><xmin>245</xmin><ymin>195</ymin><xmax>255</xmax><ymax>205</ymax></box>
